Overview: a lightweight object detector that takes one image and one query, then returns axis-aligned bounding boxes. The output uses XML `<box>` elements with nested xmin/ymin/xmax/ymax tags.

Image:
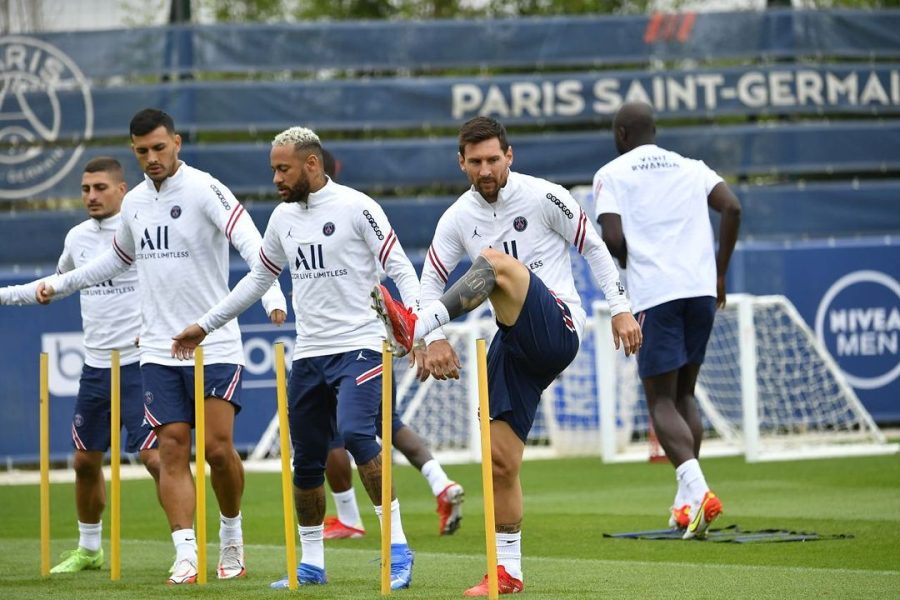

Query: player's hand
<box><xmin>36</xmin><ymin>281</ymin><xmax>55</xmax><ymax>305</ymax></box>
<box><xmin>410</xmin><ymin>343</ymin><xmax>429</xmax><ymax>381</ymax></box>
<box><xmin>270</xmin><ymin>309</ymin><xmax>287</xmax><ymax>326</ymax></box>
<box><xmin>424</xmin><ymin>339</ymin><xmax>461</xmax><ymax>381</ymax></box>
<box><xmin>716</xmin><ymin>275</ymin><xmax>727</xmax><ymax>309</ymax></box>
<box><xmin>611</xmin><ymin>312</ymin><xmax>642</xmax><ymax>357</ymax></box>
<box><xmin>171</xmin><ymin>324</ymin><xmax>207</xmax><ymax>360</ymax></box>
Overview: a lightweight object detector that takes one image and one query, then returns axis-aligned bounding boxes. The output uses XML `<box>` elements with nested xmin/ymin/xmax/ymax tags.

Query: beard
<box><xmin>283</xmin><ymin>177</ymin><xmax>311</xmax><ymax>204</ymax></box>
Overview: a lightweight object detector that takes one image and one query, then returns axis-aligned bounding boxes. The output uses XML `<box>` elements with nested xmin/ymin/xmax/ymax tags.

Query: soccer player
<box><xmin>317</xmin><ymin>149</ymin><xmax>464</xmax><ymax>540</ymax></box>
<box><xmin>592</xmin><ymin>101</ymin><xmax>741</xmax><ymax>539</ymax></box>
<box><xmin>171</xmin><ymin>127</ymin><xmax>418</xmax><ymax>590</ymax></box>
<box><xmin>37</xmin><ymin>109</ymin><xmax>287</xmax><ymax>584</ymax></box>
<box><xmin>372</xmin><ymin>116</ymin><xmax>642</xmax><ymax>596</ymax></box>
<box><xmin>0</xmin><ymin>157</ymin><xmax>161</xmax><ymax>574</ymax></box>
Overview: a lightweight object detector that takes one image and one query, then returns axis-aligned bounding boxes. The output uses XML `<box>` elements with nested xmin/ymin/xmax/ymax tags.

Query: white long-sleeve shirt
<box><xmin>47</xmin><ymin>163</ymin><xmax>286</xmax><ymax>366</ymax></box>
<box><xmin>1</xmin><ymin>214</ymin><xmax>141</xmax><ymax>368</ymax></box>
<box><xmin>198</xmin><ymin>178</ymin><xmax>420</xmax><ymax>360</ymax></box>
<box><xmin>422</xmin><ymin>171</ymin><xmax>631</xmax><ymax>341</ymax></box>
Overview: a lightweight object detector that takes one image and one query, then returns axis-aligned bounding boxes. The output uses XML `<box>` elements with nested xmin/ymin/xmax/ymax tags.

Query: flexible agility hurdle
<box><xmin>39</xmin><ymin>353</ymin><xmax>50</xmax><ymax>577</ymax></box>
<box><xmin>381</xmin><ymin>340</ymin><xmax>393</xmax><ymax>595</ymax></box>
<box><xmin>194</xmin><ymin>347</ymin><xmax>207</xmax><ymax>584</ymax></box>
<box><xmin>476</xmin><ymin>338</ymin><xmax>499</xmax><ymax>600</ymax></box>
<box><xmin>274</xmin><ymin>342</ymin><xmax>298</xmax><ymax>590</ymax></box>
<box><xmin>110</xmin><ymin>350</ymin><xmax>122</xmax><ymax>581</ymax></box>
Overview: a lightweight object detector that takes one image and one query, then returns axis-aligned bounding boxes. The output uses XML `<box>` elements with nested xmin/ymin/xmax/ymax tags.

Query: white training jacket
<box><xmin>198</xmin><ymin>178</ymin><xmax>421</xmax><ymax>361</ymax></box>
<box><xmin>422</xmin><ymin>170</ymin><xmax>631</xmax><ymax>342</ymax></box>
<box><xmin>0</xmin><ymin>213</ymin><xmax>141</xmax><ymax>368</ymax></box>
<box><xmin>47</xmin><ymin>163</ymin><xmax>286</xmax><ymax>366</ymax></box>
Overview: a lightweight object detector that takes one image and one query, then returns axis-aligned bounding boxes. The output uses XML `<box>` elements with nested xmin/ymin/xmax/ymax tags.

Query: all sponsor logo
<box><xmin>0</xmin><ymin>36</ymin><xmax>94</xmax><ymax>200</ymax></box>
<box><xmin>814</xmin><ymin>270</ymin><xmax>900</xmax><ymax>390</ymax></box>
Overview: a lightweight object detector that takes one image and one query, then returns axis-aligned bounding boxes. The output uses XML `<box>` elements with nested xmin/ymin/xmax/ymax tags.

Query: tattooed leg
<box><xmin>439</xmin><ymin>254</ymin><xmax>497</xmax><ymax>320</ymax></box>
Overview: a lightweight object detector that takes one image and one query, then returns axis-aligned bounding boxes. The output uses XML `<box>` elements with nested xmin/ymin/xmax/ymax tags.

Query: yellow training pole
<box><xmin>274</xmin><ymin>343</ymin><xmax>298</xmax><ymax>590</ymax></box>
<box><xmin>380</xmin><ymin>341</ymin><xmax>393</xmax><ymax>595</ymax></box>
<box><xmin>39</xmin><ymin>352</ymin><xmax>50</xmax><ymax>577</ymax></box>
<box><xmin>476</xmin><ymin>338</ymin><xmax>498</xmax><ymax>600</ymax></box>
<box><xmin>194</xmin><ymin>346</ymin><xmax>207</xmax><ymax>585</ymax></box>
<box><xmin>110</xmin><ymin>350</ymin><xmax>122</xmax><ymax>581</ymax></box>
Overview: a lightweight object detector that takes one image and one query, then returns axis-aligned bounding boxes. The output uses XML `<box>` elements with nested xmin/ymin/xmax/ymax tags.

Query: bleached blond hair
<box><xmin>272</xmin><ymin>126</ymin><xmax>321</xmax><ymax>149</ymax></box>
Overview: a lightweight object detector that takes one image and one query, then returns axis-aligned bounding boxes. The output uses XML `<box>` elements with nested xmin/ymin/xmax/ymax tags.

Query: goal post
<box><xmin>249</xmin><ymin>294</ymin><xmax>896</xmax><ymax>465</ymax></box>
<box><xmin>594</xmin><ymin>294</ymin><xmax>896</xmax><ymax>463</ymax></box>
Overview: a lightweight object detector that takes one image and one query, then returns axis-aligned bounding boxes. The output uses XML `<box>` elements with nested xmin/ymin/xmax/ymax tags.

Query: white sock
<box><xmin>332</xmin><ymin>488</ymin><xmax>364</xmax><ymax>529</ymax></box>
<box><xmin>676</xmin><ymin>458</ymin><xmax>709</xmax><ymax>506</ymax></box>
<box><xmin>299</xmin><ymin>524</ymin><xmax>325</xmax><ymax>569</ymax></box>
<box><xmin>374</xmin><ymin>498</ymin><xmax>407</xmax><ymax>545</ymax></box>
<box><xmin>172</xmin><ymin>528</ymin><xmax>198</xmax><ymax>562</ymax></box>
<box><xmin>674</xmin><ymin>470</ymin><xmax>688</xmax><ymax>508</ymax></box>
<box><xmin>420</xmin><ymin>459</ymin><xmax>452</xmax><ymax>497</ymax></box>
<box><xmin>77</xmin><ymin>521</ymin><xmax>102</xmax><ymax>553</ymax></box>
<box><xmin>219</xmin><ymin>512</ymin><xmax>243</xmax><ymax>546</ymax></box>
<box><xmin>414</xmin><ymin>301</ymin><xmax>449</xmax><ymax>339</ymax></box>
<box><xmin>496</xmin><ymin>532</ymin><xmax>522</xmax><ymax>581</ymax></box>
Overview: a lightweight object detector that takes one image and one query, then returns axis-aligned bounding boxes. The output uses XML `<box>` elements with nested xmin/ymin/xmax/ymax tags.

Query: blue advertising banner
<box><xmin>14</xmin><ymin>10</ymin><xmax>900</xmax><ymax>79</ymax></box>
<box><xmin>10</xmin><ymin>64</ymin><xmax>900</xmax><ymax>141</ymax></box>
<box><xmin>735</xmin><ymin>237</ymin><xmax>900</xmax><ymax>422</ymax></box>
<box><xmin>5</xmin><ymin>120</ymin><xmax>899</xmax><ymax>201</ymax></box>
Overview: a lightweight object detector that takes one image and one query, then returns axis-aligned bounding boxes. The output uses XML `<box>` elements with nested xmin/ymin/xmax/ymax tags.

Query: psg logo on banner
<box><xmin>513</xmin><ymin>216</ymin><xmax>528</xmax><ymax>232</ymax></box>
<box><xmin>171</xmin><ymin>206</ymin><xmax>182</xmax><ymax>219</ymax></box>
<box><xmin>323</xmin><ymin>222</ymin><xmax>335</xmax><ymax>236</ymax></box>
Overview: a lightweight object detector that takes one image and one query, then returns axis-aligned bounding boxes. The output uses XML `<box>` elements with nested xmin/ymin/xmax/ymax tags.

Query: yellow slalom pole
<box><xmin>194</xmin><ymin>346</ymin><xmax>207</xmax><ymax>585</ymax></box>
<box><xmin>110</xmin><ymin>350</ymin><xmax>122</xmax><ymax>581</ymax></box>
<box><xmin>476</xmin><ymin>338</ymin><xmax>498</xmax><ymax>600</ymax></box>
<box><xmin>380</xmin><ymin>340</ymin><xmax>393</xmax><ymax>596</ymax></box>
<box><xmin>39</xmin><ymin>352</ymin><xmax>50</xmax><ymax>577</ymax></box>
<box><xmin>274</xmin><ymin>343</ymin><xmax>298</xmax><ymax>590</ymax></box>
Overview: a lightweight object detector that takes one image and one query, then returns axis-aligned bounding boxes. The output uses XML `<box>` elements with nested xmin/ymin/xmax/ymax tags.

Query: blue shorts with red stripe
<box><xmin>141</xmin><ymin>362</ymin><xmax>243</xmax><ymax>428</ymax></box>
<box><xmin>73</xmin><ymin>363</ymin><xmax>157</xmax><ymax>453</ymax></box>
<box><xmin>288</xmin><ymin>348</ymin><xmax>390</xmax><ymax>489</ymax></box>
<box><xmin>488</xmin><ymin>272</ymin><xmax>580</xmax><ymax>443</ymax></box>
<box><xmin>636</xmin><ymin>296</ymin><xmax>717</xmax><ymax>379</ymax></box>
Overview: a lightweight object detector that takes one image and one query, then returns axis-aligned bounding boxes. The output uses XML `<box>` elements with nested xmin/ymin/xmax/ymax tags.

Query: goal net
<box><xmin>594</xmin><ymin>294</ymin><xmax>896</xmax><ymax>462</ymax></box>
<box><xmin>250</xmin><ymin>295</ymin><xmax>895</xmax><ymax>464</ymax></box>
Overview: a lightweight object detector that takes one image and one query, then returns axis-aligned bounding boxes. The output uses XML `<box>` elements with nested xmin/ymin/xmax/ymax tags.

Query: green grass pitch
<box><xmin>1</xmin><ymin>454</ymin><xmax>898</xmax><ymax>599</ymax></box>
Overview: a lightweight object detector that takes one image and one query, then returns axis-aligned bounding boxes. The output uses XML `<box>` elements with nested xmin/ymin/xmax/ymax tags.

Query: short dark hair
<box><xmin>321</xmin><ymin>148</ymin><xmax>337</xmax><ymax>179</ymax></box>
<box><xmin>83</xmin><ymin>156</ymin><xmax>124</xmax><ymax>182</ymax></box>
<box><xmin>458</xmin><ymin>116</ymin><xmax>509</xmax><ymax>156</ymax></box>
<box><xmin>130</xmin><ymin>108</ymin><xmax>175</xmax><ymax>137</ymax></box>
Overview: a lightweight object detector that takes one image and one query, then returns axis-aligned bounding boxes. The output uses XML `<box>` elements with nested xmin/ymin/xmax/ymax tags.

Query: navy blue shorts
<box><xmin>488</xmin><ymin>272</ymin><xmax>580</xmax><ymax>442</ymax></box>
<box><xmin>288</xmin><ymin>348</ymin><xmax>391</xmax><ymax>489</ymax></box>
<box><xmin>73</xmin><ymin>363</ymin><xmax>157</xmax><ymax>453</ymax></box>
<box><xmin>329</xmin><ymin>410</ymin><xmax>405</xmax><ymax>451</ymax></box>
<box><xmin>636</xmin><ymin>296</ymin><xmax>717</xmax><ymax>379</ymax></box>
<box><xmin>141</xmin><ymin>363</ymin><xmax>243</xmax><ymax>428</ymax></box>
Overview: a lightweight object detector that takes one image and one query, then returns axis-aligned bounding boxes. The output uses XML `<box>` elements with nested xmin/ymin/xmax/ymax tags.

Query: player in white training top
<box><xmin>38</xmin><ymin>109</ymin><xmax>288</xmax><ymax>584</ymax></box>
<box><xmin>593</xmin><ymin>101</ymin><xmax>741</xmax><ymax>539</ymax></box>
<box><xmin>372</xmin><ymin>116</ymin><xmax>642</xmax><ymax>596</ymax></box>
<box><xmin>315</xmin><ymin>149</ymin><xmax>465</xmax><ymax>541</ymax></box>
<box><xmin>1</xmin><ymin>157</ymin><xmax>161</xmax><ymax>574</ymax></box>
<box><xmin>170</xmin><ymin>127</ymin><xmax>417</xmax><ymax>591</ymax></box>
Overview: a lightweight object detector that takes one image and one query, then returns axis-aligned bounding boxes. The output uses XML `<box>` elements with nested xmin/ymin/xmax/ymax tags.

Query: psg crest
<box><xmin>323</xmin><ymin>222</ymin><xmax>335</xmax><ymax>236</ymax></box>
<box><xmin>170</xmin><ymin>206</ymin><xmax>182</xmax><ymax>219</ymax></box>
<box><xmin>513</xmin><ymin>216</ymin><xmax>528</xmax><ymax>232</ymax></box>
